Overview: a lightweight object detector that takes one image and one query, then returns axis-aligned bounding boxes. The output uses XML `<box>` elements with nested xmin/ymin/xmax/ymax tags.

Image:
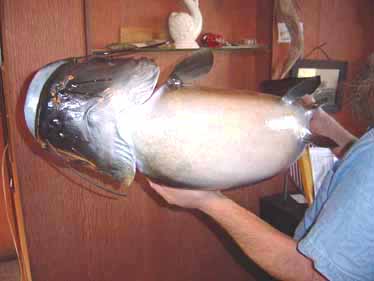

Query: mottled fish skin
<box><xmin>36</xmin><ymin>57</ymin><xmax>160</xmax><ymax>182</ymax></box>
<box><xmin>131</xmin><ymin>87</ymin><xmax>309</xmax><ymax>190</ymax></box>
<box><xmin>25</xmin><ymin>50</ymin><xmax>312</xmax><ymax>191</ymax></box>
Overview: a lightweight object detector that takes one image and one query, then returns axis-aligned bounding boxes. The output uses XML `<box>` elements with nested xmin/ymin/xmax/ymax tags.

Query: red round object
<box><xmin>200</xmin><ymin>33</ymin><xmax>225</xmax><ymax>48</ymax></box>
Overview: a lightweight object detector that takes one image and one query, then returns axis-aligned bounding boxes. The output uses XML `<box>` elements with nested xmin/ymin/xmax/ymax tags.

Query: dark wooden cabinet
<box><xmin>260</xmin><ymin>193</ymin><xmax>308</xmax><ymax>237</ymax></box>
<box><xmin>258</xmin><ymin>194</ymin><xmax>308</xmax><ymax>281</ymax></box>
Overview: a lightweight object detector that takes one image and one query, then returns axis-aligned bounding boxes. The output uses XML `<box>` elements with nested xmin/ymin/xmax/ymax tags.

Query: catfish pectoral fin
<box><xmin>107</xmin><ymin>149</ymin><xmax>137</xmax><ymax>187</ymax></box>
<box><xmin>120</xmin><ymin>168</ymin><xmax>136</xmax><ymax>187</ymax></box>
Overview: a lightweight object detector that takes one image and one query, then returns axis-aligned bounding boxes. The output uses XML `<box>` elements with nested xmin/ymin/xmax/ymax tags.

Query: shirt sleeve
<box><xmin>297</xmin><ymin>140</ymin><xmax>374</xmax><ymax>281</ymax></box>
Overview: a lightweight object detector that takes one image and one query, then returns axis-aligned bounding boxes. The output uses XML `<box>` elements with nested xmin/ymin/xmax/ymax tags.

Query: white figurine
<box><xmin>168</xmin><ymin>0</ymin><xmax>203</xmax><ymax>49</ymax></box>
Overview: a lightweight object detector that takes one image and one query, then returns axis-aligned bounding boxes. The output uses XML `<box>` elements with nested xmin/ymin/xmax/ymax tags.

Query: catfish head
<box><xmin>24</xmin><ymin>57</ymin><xmax>160</xmax><ymax>186</ymax></box>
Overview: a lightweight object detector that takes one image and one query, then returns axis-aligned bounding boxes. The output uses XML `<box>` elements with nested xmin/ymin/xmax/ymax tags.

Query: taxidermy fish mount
<box><xmin>24</xmin><ymin>49</ymin><xmax>336</xmax><ymax>196</ymax></box>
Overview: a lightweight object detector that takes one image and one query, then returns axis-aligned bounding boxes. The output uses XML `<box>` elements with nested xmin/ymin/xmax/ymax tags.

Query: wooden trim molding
<box><xmin>2</xmin><ymin>145</ymin><xmax>32</xmax><ymax>281</ymax></box>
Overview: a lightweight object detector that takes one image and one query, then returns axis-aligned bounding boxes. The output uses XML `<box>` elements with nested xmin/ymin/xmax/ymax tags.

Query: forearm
<box><xmin>311</xmin><ymin>109</ymin><xmax>357</xmax><ymax>157</ymax></box>
<box><xmin>199</xmin><ymin>197</ymin><xmax>326</xmax><ymax>281</ymax></box>
<box><xmin>326</xmin><ymin>118</ymin><xmax>357</xmax><ymax>156</ymax></box>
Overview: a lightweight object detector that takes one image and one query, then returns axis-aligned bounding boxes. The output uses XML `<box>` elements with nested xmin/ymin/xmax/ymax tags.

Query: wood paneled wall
<box><xmin>272</xmin><ymin>0</ymin><xmax>374</xmax><ymax>136</ymax></box>
<box><xmin>0</xmin><ymin>190</ymin><xmax>15</xmax><ymax>261</ymax></box>
<box><xmin>1</xmin><ymin>1</ymin><xmax>372</xmax><ymax>280</ymax></box>
<box><xmin>87</xmin><ymin>0</ymin><xmax>273</xmax><ymax>91</ymax></box>
<box><xmin>0</xmin><ymin>4</ymin><xmax>16</xmax><ymax>261</ymax></box>
<box><xmin>1</xmin><ymin>1</ymin><xmax>279</xmax><ymax>281</ymax></box>
<box><xmin>0</xmin><ymin>127</ymin><xmax>15</xmax><ymax>261</ymax></box>
<box><xmin>1</xmin><ymin>0</ymin><xmax>85</xmax><ymax>280</ymax></box>
<box><xmin>256</xmin><ymin>0</ymin><xmax>274</xmax><ymax>90</ymax></box>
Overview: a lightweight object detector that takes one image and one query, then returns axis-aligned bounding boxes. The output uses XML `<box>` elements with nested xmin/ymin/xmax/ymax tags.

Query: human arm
<box><xmin>148</xmin><ymin>181</ymin><xmax>327</xmax><ymax>281</ymax></box>
<box><xmin>310</xmin><ymin>108</ymin><xmax>357</xmax><ymax>157</ymax></box>
<box><xmin>302</xmin><ymin>95</ymin><xmax>357</xmax><ymax>157</ymax></box>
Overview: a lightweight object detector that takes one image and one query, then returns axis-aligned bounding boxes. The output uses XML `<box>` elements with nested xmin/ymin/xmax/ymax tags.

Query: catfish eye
<box><xmin>50</xmin><ymin>117</ymin><xmax>60</xmax><ymax>125</ymax></box>
<box><xmin>49</xmin><ymin>117</ymin><xmax>62</xmax><ymax>129</ymax></box>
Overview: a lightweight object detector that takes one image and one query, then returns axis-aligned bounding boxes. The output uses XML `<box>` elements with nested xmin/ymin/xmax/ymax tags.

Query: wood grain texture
<box><xmin>0</xmin><ymin>76</ymin><xmax>15</xmax><ymax>260</ymax></box>
<box><xmin>255</xmin><ymin>0</ymin><xmax>274</xmax><ymax>90</ymax></box>
<box><xmin>89</xmin><ymin>0</ymin><xmax>257</xmax><ymax>50</ymax></box>
<box><xmin>0</xmin><ymin>259</ymin><xmax>20</xmax><ymax>281</ymax></box>
<box><xmin>3</xmin><ymin>0</ymin><xmax>373</xmax><ymax>280</ymax></box>
<box><xmin>0</xmin><ymin>5</ymin><xmax>16</xmax><ymax>260</ymax></box>
<box><xmin>88</xmin><ymin>0</ymin><xmax>263</xmax><ymax>91</ymax></box>
<box><xmin>1</xmin><ymin>1</ymin><xmax>282</xmax><ymax>281</ymax></box>
<box><xmin>0</xmin><ymin>136</ymin><xmax>16</xmax><ymax>261</ymax></box>
<box><xmin>0</xmin><ymin>194</ymin><xmax>15</xmax><ymax>260</ymax></box>
<box><xmin>319</xmin><ymin>0</ymin><xmax>374</xmax><ymax>135</ymax></box>
<box><xmin>1</xmin><ymin>0</ymin><xmax>86</xmax><ymax>280</ymax></box>
<box><xmin>272</xmin><ymin>0</ymin><xmax>374</xmax><ymax>136</ymax></box>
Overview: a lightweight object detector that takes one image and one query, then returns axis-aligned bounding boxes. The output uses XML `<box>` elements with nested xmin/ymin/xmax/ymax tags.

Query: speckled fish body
<box><xmin>25</xmin><ymin>57</ymin><xmax>160</xmax><ymax>187</ymax></box>
<box><xmin>24</xmin><ymin>50</ymin><xmax>313</xmax><ymax>191</ymax></box>
<box><xmin>129</xmin><ymin>87</ymin><xmax>309</xmax><ymax>190</ymax></box>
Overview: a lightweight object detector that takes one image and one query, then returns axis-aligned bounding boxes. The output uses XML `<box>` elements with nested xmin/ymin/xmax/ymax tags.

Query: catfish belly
<box><xmin>130</xmin><ymin>87</ymin><xmax>309</xmax><ymax>190</ymax></box>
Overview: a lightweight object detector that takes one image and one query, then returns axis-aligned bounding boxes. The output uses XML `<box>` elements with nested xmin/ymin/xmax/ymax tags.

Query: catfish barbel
<box><xmin>24</xmin><ymin>49</ymin><xmax>331</xmax><ymax>192</ymax></box>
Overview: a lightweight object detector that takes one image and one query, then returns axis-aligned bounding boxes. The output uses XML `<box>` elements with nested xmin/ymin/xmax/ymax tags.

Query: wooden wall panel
<box><xmin>372</xmin><ymin>1</ymin><xmax>374</xmax><ymax>50</ymax></box>
<box><xmin>318</xmin><ymin>0</ymin><xmax>374</xmax><ymax>135</ymax></box>
<box><xmin>0</xmin><ymin>133</ymin><xmax>15</xmax><ymax>261</ymax></box>
<box><xmin>0</xmin><ymin>190</ymin><xmax>15</xmax><ymax>260</ymax></box>
<box><xmin>0</xmin><ymin>3</ymin><xmax>16</xmax><ymax>261</ymax></box>
<box><xmin>1</xmin><ymin>0</ymin><xmax>86</xmax><ymax>280</ymax></box>
<box><xmin>319</xmin><ymin>0</ymin><xmax>373</xmax><ymax>75</ymax></box>
<box><xmin>0</xmin><ymin>74</ymin><xmax>16</xmax><ymax>260</ymax></box>
<box><xmin>88</xmin><ymin>0</ymin><xmax>263</xmax><ymax>91</ymax></box>
<box><xmin>4</xmin><ymin>0</ymin><xmax>372</xmax><ymax>280</ymax></box>
<box><xmin>88</xmin><ymin>0</ymin><xmax>258</xmax><ymax>50</ymax></box>
<box><xmin>1</xmin><ymin>1</ymin><xmax>280</xmax><ymax>281</ymax></box>
<box><xmin>255</xmin><ymin>0</ymin><xmax>274</xmax><ymax>90</ymax></box>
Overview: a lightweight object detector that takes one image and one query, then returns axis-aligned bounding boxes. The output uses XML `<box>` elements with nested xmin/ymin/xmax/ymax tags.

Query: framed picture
<box><xmin>291</xmin><ymin>59</ymin><xmax>348</xmax><ymax>112</ymax></box>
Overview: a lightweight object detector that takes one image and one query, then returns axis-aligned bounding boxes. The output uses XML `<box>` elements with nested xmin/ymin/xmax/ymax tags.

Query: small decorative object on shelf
<box><xmin>119</xmin><ymin>26</ymin><xmax>168</xmax><ymax>46</ymax></box>
<box><xmin>200</xmin><ymin>33</ymin><xmax>260</xmax><ymax>49</ymax></box>
<box><xmin>200</xmin><ymin>33</ymin><xmax>225</xmax><ymax>48</ymax></box>
<box><xmin>168</xmin><ymin>0</ymin><xmax>202</xmax><ymax>49</ymax></box>
<box><xmin>241</xmin><ymin>38</ymin><xmax>257</xmax><ymax>47</ymax></box>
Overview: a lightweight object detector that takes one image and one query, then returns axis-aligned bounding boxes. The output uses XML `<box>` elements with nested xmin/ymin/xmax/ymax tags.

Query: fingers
<box><xmin>302</xmin><ymin>94</ymin><xmax>315</xmax><ymax>104</ymax></box>
<box><xmin>147</xmin><ymin>179</ymin><xmax>161</xmax><ymax>191</ymax></box>
<box><xmin>146</xmin><ymin>179</ymin><xmax>200</xmax><ymax>208</ymax></box>
<box><xmin>147</xmin><ymin>179</ymin><xmax>170</xmax><ymax>201</ymax></box>
<box><xmin>146</xmin><ymin>178</ymin><xmax>227</xmax><ymax>209</ymax></box>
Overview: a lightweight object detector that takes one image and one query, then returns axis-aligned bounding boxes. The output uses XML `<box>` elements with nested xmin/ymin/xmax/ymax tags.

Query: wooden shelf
<box><xmin>92</xmin><ymin>45</ymin><xmax>269</xmax><ymax>56</ymax></box>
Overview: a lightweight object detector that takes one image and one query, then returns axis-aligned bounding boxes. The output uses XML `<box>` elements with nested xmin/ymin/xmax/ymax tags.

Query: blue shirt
<box><xmin>294</xmin><ymin>129</ymin><xmax>374</xmax><ymax>281</ymax></box>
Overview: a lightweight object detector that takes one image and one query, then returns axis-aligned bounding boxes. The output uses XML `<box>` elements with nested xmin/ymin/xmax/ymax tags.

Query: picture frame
<box><xmin>290</xmin><ymin>59</ymin><xmax>348</xmax><ymax>112</ymax></box>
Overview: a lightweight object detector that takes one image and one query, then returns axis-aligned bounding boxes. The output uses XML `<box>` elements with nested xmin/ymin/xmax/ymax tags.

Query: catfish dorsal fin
<box><xmin>167</xmin><ymin>48</ymin><xmax>214</xmax><ymax>88</ymax></box>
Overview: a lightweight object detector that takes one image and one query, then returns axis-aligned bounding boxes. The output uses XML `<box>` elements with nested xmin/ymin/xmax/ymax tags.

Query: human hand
<box><xmin>302</xmin><ymin>95</ymin><xmax>357</xmax><ymax>157</ymax></box>
<box><xmin>301</xmin><ymin>95</ymin><xmax>334</xmax><ymax>137</ymax></box>
<box><xmin>147</xmin><ymin>179</ymin><xmax>226</xmax><ymax>210</ymax></box>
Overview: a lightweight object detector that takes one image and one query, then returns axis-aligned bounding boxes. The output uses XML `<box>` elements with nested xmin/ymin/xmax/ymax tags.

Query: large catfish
<box><xmin>24</xmin><ymin>49</ymin><xmax>329</xmax><ymax>192</ymax></box>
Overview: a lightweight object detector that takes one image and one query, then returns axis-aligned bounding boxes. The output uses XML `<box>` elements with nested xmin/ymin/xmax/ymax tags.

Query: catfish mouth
<box><xmin>24</xmin><ymin>60</ymin><xmax>69</xmax><ymax>137</ymax></box>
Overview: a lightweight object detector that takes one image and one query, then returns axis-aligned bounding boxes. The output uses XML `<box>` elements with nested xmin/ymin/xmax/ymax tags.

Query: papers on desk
<box><xmin>309</xmin><ymin>147</ymin><xmax>338</xmax><ymax>197</ymax></box>
<box><xmin>290</xmin><ymin>194</ymin><xmax>307</xmax><ymax>204</ymax></box>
